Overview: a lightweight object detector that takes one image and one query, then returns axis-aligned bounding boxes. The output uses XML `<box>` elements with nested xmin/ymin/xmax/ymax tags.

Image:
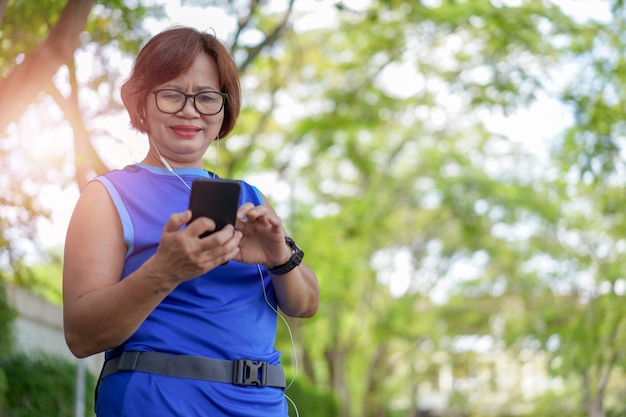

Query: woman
<box><xmin>63</xmin><ymin>26</ymin><xmax>319</xmax><ymax>417</ymax></box>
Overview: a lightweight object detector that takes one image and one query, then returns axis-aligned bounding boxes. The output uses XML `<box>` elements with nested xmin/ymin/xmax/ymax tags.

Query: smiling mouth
<box><xmin>171</xmin><ymin>126</ymin><xmax>201</xmax><ymax>136</ymax></box>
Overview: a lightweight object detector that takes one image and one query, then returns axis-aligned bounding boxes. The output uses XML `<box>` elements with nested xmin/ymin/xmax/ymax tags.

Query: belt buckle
<box><xmin>233</xmin><ymin>359</ymin><xmax>268</xmax><ymax>387</ymax></box>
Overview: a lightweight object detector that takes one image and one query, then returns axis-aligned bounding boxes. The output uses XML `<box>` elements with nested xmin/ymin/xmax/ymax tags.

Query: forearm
<box><xmin>63</xmin><ymin>258</ymin><xmax>177</xmax><ymax>358</ymax></box>
<box><xmin>270</xmin><ymin>262</ymin><xmax>319</xmax><ymax>318</ymax></box>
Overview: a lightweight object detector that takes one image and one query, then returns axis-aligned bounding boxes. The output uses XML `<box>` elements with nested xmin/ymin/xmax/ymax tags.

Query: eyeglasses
<box><xmin>150</xmin><ymin>89</ymin><xmax>227</xmax><ymax>116</ymax></box>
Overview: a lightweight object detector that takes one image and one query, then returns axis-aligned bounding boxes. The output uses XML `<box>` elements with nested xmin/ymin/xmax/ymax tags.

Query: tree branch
<box><xmin>230</xmin><ymin>0</ymin><xmax>259</xmax><ymax>52</ymax></box>
<box><xmin>0</xmin><ymin>0</ymin><xmax>96</xmax><ymax>133</ymax></box>
<box><xmin>0</xmin><ymin>0</ymin><xmax>7</xmax><ymax>26</ymax></box>
<box><xmin>237</xmin><ymin>0</ymin><xmax>296</xmax><ymax>74</ymax></box>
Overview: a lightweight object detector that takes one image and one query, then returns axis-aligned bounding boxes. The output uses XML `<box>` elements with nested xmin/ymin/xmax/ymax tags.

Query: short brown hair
<box><xmin>121</xmin><ymin>26</ymin><xmax>241</xmax><ymax>138</ymax></box>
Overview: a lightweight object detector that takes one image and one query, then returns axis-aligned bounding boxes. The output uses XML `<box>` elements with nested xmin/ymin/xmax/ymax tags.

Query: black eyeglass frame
<box><xmin>150</xmin><ymin>89</ymin><xmax>228</xmax><ymax>116</ymax></box>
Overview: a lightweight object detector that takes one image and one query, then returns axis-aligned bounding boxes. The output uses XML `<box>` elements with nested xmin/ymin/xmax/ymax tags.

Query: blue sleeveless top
<box><xmin>93</xmin><ymin>164</ymin><xmax>288</xmax><ymax>417</ymax></box>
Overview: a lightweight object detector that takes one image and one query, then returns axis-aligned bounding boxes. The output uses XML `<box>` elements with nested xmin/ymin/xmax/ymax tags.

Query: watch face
<box><xmin>286</xmin><ymin>237</ymin><xmax>302</xmax><ymax>255</ymax></box>
<box><xmin>285</xmin><ymin>237</ymin><xmax>301</xmax><ymax>251</ymax></box>
<box><xmin>268</xmin><ymin>237</ymin><xmax>304</xmax><ymax>275</ymax></box>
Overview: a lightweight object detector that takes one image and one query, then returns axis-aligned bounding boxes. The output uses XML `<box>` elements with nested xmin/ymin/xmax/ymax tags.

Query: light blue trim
<box><xmin>96</xmin><ymin>176</ymin><xmax>135</xmax><ymax>259</ymax></box>
<box><xmin>251</xmin><ymin>185</ymin><xmax>265</xmax><ymax>205</ymax></box>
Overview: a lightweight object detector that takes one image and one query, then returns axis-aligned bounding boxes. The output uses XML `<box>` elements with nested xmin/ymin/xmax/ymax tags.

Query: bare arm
<box><xmin>62</xmin><ymin>181</ymin><xmax>242</xmax><ymax>358</ymax></box>
<box><xmin>268</xmin><ymin>262</ymin><xmax>320</xmax><ymax>318</ymax></box>
<box><xmin>234</xmin><ymin>194</ymin><xmax>320</xmax><ymax>318</ymax></box>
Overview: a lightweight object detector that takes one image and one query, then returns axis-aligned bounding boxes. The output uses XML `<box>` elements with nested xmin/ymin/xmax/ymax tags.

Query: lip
<box><xmin>170</xmin><ymin>124</ymin><xmax>202</xmax><ymax>138</ymax></box>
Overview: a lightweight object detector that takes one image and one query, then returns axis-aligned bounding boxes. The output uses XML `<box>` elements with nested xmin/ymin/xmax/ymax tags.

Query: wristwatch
<box><xmin>267</xmin><ymin>237</ymin><xmax>304</xmax><ymax>275</ymax></box>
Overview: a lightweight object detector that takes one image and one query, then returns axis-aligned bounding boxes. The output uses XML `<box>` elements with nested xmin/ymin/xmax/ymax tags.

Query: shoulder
<box><xmin>67</xmin><ymin>179</ymin><xmax>121</xmax><ymax>240</ymax></box>
<box><xmin>97</xmin><ymin>165</ymin><xmax>144</xmax><ymax>184</ymax></box>
<box><xmin>235</xmin><ymin>179</ymin><xmax>264</xmax><ymax>206</ymax></box>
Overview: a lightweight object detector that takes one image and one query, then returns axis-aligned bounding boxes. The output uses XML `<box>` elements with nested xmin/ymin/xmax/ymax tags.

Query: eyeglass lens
<box><xmin>154</xmin><ymin>90</ymin><xmax>225</xmax><ymax>115</ymax></box>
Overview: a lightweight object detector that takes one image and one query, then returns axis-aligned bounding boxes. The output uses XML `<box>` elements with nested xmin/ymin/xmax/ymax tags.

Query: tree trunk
<box><xmin>58</xmin><ymin>59</ymin><xmax>109</xmax><ymax>189</ymax></box>
<box><xmin>0</xmin><ymin>0</ymin><xmax>8</xmax><ymax>26</ymax></box>
<box><xmin>582</xmin><ymin>369</ymin><xmax>606</xmax><ymax>417</ymax></box>
<box><xmin>589</xmin><ymin>397</ymin><xmax>604</xmax><ymax>417</ymax></box>
<box><xmin>364</xmin><ymin>343</ymin><xmax>389</xmax><ymax>417</ymax></box>
<box><xmin>325</xmin><ymin>347</ymin><xmax>351</xmax><ymax>417</ymax></box>
<box><xmin>0</xmin><ymin>0</ymin><xmax>96</xmax><ymax>133</ymax></box>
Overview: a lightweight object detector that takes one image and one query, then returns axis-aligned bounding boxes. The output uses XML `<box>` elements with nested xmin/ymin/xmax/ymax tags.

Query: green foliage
<box><xmin>0</xmin><ymin>0</ymin><xmax>65</xmax><ymax>77</ymax></box>
<box><xmin>0</xmin><ymin>284</ymin><xmax>16</xmax><ymax>358</ymax></box>
<box><xmin>524</xmin><ymin>389</ymin><xmax>584</xmax><ymax>417</ymax></box>
<box><xmin>5</xmin><ymin>0</ymin><xmax>626</xmax><ymax>416</ymax></box>
<box><xmin>0</xmin><ymin>1</ymin><xmax>163</xmax><ymax>281</ymax></box>
<box><xmin>0</xmin><ymin>369</ymin><xmax>6</xmax><ymax>414</ymax></box>
<box><xmin>285</xmin><ymin>377</ymin><xmax>338</xmax><ymax>417</ymax></box>
<box><xmin>556</xmin><ymin>3</ymin><xmax>626</xmax><ymax>180</ymax></box>
<box><xmin>0</xmin><ymin>352</ymin><xmax>96</xmax><ymax>417</ymax></box>
<box><xmin>218</xmin><ymin>0</ymin><xmax>620</xmax><ymax>414</ymax></box>
<box><xmin>0</xmin><ymin>285</ymin><xmax>95</xmax><ymax>417</ymax></box>
<box><xmin>0</xmin><ymin>284</ymin><xmax>16</xmax><ymax>411</ymax></box>
<box><xmin>0</xmin><ymin>184</ymin><xmax>51</xmax><ymax>285</ymax></box>
<box><xmin>16</xmin><ymin>251</ymin><xmax>63</xmax><ymax>305</ymax></box>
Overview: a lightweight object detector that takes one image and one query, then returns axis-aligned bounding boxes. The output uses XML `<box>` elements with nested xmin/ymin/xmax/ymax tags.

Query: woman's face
<box><xmin>143</xmin><ymin>53</ymin><xmax>224</xmax><ymax>168</ymax></box>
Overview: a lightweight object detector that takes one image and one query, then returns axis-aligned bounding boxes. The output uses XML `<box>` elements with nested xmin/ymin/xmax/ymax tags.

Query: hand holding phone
<box><xmin>188</xmin><ymin>178</ymin><xmax>241</xmax><ymax>238</ymax></box>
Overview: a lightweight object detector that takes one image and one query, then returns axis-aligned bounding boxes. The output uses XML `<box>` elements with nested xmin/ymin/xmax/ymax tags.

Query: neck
<box><xmin>142</xmin><ymin>147</ymin><xmax>202</xmax><ymax>170</ymax></box>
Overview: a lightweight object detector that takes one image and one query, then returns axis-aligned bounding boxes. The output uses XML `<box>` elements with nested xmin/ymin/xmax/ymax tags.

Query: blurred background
<box><xmin>1</xmin><ymin>0</ymin><xmax>625</xmax><ymax>416</ymax></box>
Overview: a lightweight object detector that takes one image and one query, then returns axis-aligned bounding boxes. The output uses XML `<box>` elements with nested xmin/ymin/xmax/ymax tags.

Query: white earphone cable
<box><xmin>257</xmin><ymin>264</ymin><xmax>300</xmax><ymax>417</ymax></box>
<box><xmin>151</xmin><ymin>141</ymin><xmax>192</xmax><ymax>190</ymax></box>
<box><xmin>153</xmin><ymin>139</ymin><xmax>297</xmax><ymax>414</ymax></box>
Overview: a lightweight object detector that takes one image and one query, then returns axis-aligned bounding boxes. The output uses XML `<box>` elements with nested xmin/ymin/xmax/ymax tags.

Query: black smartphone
<box><xmin>188</xmin><ymin>178</ymin><xmax>241</xmax><ymax>238</ymax></box>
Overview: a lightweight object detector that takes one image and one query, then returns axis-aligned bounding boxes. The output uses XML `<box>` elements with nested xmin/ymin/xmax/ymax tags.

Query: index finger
<box><xmin>186</xmin><ymin>216</ymin><xmax>218</xmax><ymax>239</ymax></box>
<box><xmin>236</xmin><ymin>203</ymin><xmax>256</xmax><ymax>220</ymax></box>
<box><xmin>164</xmin><ymin>210</ymin><xmax>193</xmax><ymax>233</ymax></box>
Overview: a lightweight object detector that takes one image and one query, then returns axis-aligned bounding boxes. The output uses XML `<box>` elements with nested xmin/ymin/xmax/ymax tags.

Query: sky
<box><xmin>28</xmin><ymin>0</ymin><xmax>611</xmax><ymax>281</ymax></box>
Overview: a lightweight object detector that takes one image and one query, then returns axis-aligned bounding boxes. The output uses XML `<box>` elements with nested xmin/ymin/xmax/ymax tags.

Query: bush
<box><xmin>0</xmin><ymin>352</ymin><xmax>95</xmax><ymax>417</ymax></box>
<box><xmin>0</xmin><ymin>284</ymin><xmax>16</xmax><ymax>357</ymax></box>
<box><xmin>284</xmin><ymin>376</ymin><xmax>339</xmax><ymax>417</ymax></box>
<box><xmin>0</xmin><ymin>283</ymin><xmax>16</xmax><ymax>411</ymax></box>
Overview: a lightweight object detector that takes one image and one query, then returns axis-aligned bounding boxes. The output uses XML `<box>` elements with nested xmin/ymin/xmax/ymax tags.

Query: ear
<box><xmin>138</xmin><ymin>104</ymin><xmax>149</xmax><ymax>133</ymax></box>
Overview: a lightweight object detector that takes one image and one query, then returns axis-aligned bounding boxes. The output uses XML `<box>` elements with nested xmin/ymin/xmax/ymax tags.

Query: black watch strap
<box><xmin>268</xmin><ymin>237</ymin><xmax>304</xmax><ymax>275</ymax></box>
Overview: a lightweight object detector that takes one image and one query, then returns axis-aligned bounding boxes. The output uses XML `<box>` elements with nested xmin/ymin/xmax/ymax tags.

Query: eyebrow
<box><xmin>160</xmin><ymin>84</ymin><xmax>219</xmax><ymax>92</ymax></box>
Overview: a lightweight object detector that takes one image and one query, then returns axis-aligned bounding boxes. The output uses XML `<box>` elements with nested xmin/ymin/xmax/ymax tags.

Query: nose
<box><xmin>179</xmin><ymin>95</ymin><xmax>200</xmax><ymax>116</ymax></box>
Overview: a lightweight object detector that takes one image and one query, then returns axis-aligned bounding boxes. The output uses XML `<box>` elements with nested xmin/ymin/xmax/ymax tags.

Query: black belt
<box><xmin>99</xmin><ymin>351</ymin><xmax>286</xmax><ymax>388</ymax></box>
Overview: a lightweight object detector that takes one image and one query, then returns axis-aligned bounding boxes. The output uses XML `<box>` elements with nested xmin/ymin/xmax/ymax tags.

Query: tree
<box><xmin>229</xmin><ymin>1</ymin><xmax>626</xmax><ymax>416</ymax></box>
<box><xmin>0</xmin><ymin>0</ymin><xmax>159</xmax><ymax>286</ymax></box>
<box><xmin>0</xmin><ymin>0</ymin><xmax>294</xmax><ymax>275</ymax></box>
<box><xmin>0</xmin><ymin>0</ymin><xmax>95</xmax><ymax>133</ymax></box>
<box><xmin>234</xmin><ymin>1</ymin><xmax>583</xmax><ymax>415</ymax></box>
<box><xmin>4</xmin><ymin>0</ymin><xmax>626</xmax><ymax>416</ymax></box>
